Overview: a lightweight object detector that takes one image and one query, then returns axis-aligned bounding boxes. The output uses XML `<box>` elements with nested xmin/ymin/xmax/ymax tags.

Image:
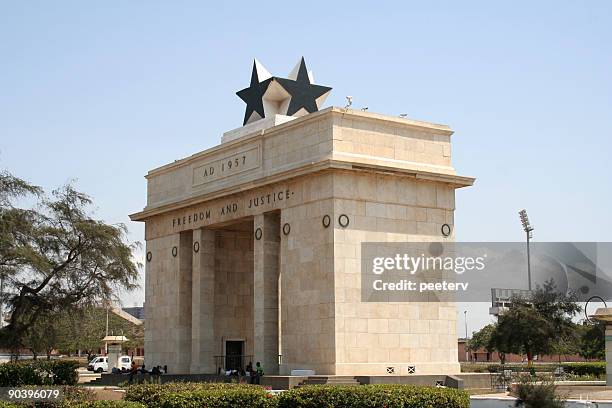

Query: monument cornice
<box><xmin>327</xmin><ymin>107</ymin><xmax>454</xmax><ymax>136</ymax></box>
<box><xmin>129</xmin><ymin>159</ymin><xmax>473</xmax><ymax>221</ymax></box>
<box><xmin>144</xmin><ymin>107</ymin><xmax>454</xmax><ymax>180</ymax></box>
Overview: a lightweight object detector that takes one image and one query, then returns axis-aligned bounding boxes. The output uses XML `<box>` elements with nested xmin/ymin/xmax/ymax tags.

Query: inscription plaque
<box><xmin>193</xmin><ymin>144</ymin><xmax>260</xmax><ymax>186</ymax></box>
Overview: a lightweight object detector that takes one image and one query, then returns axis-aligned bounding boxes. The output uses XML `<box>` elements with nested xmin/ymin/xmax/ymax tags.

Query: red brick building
<box><xmin>458</xmin><ymin>338</ymin><xmax>588</xmax><ymax>363</ymax></box>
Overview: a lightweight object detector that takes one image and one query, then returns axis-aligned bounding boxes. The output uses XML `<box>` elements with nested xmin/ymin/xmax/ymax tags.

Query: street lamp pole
<box><xmin>519</xmin><ymin>209</ymin><xmax>534</xmax><ymax>291</ymax></box>
<box><xmin>105</xmin><ymin>307</ymin><xmax>109</xmax><ymax>354</ymax></box>
<box><xmin>464</xmin><ymin>310</ymin><xmax>469</xmax><ymax>362</ymax></box>
<box><xmin>526</xmin><ymin>229</ymin><xmax>531</xmax><ymax>291</ymax></box>
<box><xmin>0</xmin><ymin>277</ymin><xmax>4</xmax><ymax>329</ymax></box>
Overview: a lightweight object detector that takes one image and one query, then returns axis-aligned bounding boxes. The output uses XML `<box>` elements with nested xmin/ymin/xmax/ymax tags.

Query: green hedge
<box><xmin>0</xmin><ymin>360</ymin><xmax>79</xmax><ymax>386</ymax></box>
<box><xmin>277</xmin><ymin>384</ymin><xmax>470</xmax><ymax>408</ymax></box>
<box><xmin>0</xmin><ymin>387</ymin><xmax>140</xmax><ymax>407</ymax></box>
<box><xmin>0</xmin><ymin>363</ymin><xmax>42</xmax><ymax>386</ymax></box>
<box><xmin>562</xmin><ymin>362</ymin><xmax>606</xmax><ymax>377</ymax></box>
<box><xmin>158</xmin><ymin>386</ymin><xmax>275</xmax><ymax>408</ymax></box>
<box><xmin>485</xmin><ymin>364</ymin><xmax>556</xmax><ymax>373</ymax></box>
<box><xmin>0</xmin><ymin>386</ymin><xmax>93</xmax><ymax>408</ymax></box>
<box><xmin>126</xmin><ymin>383</ymin><xmax>275</xmax><ymax>408</ymax></box>
<box><xmin>463</xmin><ymin>362</ymin><xmax>606</xmax><ymax>378</ymax></box>
<box><xmin>128</xmin><ymin>383</ymin><xmax>470</xmax><ymax>408</ymax></box>
<box><xmin>124</xmin><ymin>383</ymin><xmax>247</xmax><ymax>406</ymax></box>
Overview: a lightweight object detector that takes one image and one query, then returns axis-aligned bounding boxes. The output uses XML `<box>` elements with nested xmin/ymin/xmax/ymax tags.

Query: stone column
<box><xmin>607</xmin><ymin>325</ymin><xmax>612</xmax><ymax>386</ymax></box>
<box><xmin>591</xmin><ymin>309</ymin><xmax>612</xmax><ymax>386</ymax></box>
<box><xmin>253</xmin><ymin>213</ymin><xmax>280</xmax><ymax>374</ymax></box>
<box><xmin>175</xmin><ymin>231</ymin><xmax>193</xmax><ymax>373</ymax></box>
<box><xmin>190</xmin><ymin>228</ymin><xmax>216</xmax><ymax>374</ymax></box>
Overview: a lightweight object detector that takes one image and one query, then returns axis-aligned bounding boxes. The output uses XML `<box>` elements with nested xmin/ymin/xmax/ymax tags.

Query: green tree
<box><xmin>467</xmin><ymin>324</ymin><xmax>499</xmax><ymax>362</ymax></box>
<box><xmin>467</xmin><ymin>324</ymin><xmax>496</xmax><ymax>352</ymax></box>
<box><xmin>23</xmin><ymin>310</ymin><xmax>66</xmax><ymax>359</ymax></box>
<box><xmin>64</xmin><ymin>307</ymin><xmax>106</xmax><ymax>359</ymax></box>
<box><xmin>489</xmin><ymin>281</ymin><xmax>581</xmax><ymax>367</ymax></box>
<box><xmin>578</xmin><ymin>321</ymin><xmax>605</xmax><ymax>361</ymax></box>
<box><xmin>20</xmin><ymin>306</ymin><xmax>144</xmax><ymax>361</ymax></box>
<box><xmin>67</xmin><ymin>306</ymin><xmax>144</xmax><ymax>360</ymax></box>
<box><xmin>550</xmin><ymin>330</ymin><xmax>580</xmax><ymax>363</ymax></box>
<box><xmin>0</xmin><ymin>170</ymin><xmax>140</xmax><ymax>353</ymax></box>
<box><xmin>1</xmin><ymin>171</ymin><xmax>43</xmax><ymax>355</ymax></box>
<box><xmin>0</xmin><ymin>171</ymin><xmax>42</xmax><ymax>206</ymax></box>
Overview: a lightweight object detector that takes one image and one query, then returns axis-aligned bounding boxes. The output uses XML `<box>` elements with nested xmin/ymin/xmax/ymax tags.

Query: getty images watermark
<box><xmin>371</xmin><ymin>252</ymin><xmax>487</xmax><ymax>293</ymax></box>
<box><xmin>361</xmin><ymin>242</ymin><xmax>612</xmax><ymax>302</ymax></box>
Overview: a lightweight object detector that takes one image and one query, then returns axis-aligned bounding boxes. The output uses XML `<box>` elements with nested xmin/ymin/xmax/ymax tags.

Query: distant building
<box><xmin>457</xmin><ymin>338</ymin><xmax>588</xmax><ymax>363</ymax></box>
<box><xmin>489</xmin><ymin>288</ymin><xmax>532</xmax><ymax>316</ymax></box>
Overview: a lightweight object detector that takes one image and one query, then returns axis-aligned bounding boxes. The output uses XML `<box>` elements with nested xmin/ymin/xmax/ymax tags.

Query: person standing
<box><xmin>254</xmin><ymin>361</ymin><xmax>264</xmax><ymax>385</ymax></box>
<box><xmin>246</xmin><ymin>361</ymin><xmax>254</xmax><ymax>384</ymax></box>
<box><xmin>128</xmin><ymin>361</ymin><xmax>138</xmax><ymax>384</ymax></box>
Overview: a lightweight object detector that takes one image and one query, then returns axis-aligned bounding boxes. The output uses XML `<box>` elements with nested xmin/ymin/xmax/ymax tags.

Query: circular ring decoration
<box><xmin>441</xmin><ymin>224</ymin><xmax>452</xmax><ymax>237</ymax></box>
<box><xmin>322</xmin><ymin>214</ymin><xmax>331</xmax><ymax>228</ymax></box>
<box><xmin>585</xmin><ymin>295</ymin><xmax>607</xmax><ymax>323</ymax></box>
<box><xmin>193</xmin><ymin>241</ymin><xmax>200</xmax><ymax>253</ymax></box>
<box><xmin>338</xmin><ymin>214</ymin><xmax>350</xmax><ymax>228</ymax></box>
<box><xmin>255</xmin><ymin>227</ymin><xmax>263</xmax><ymax>240</ymax></box>
<box><xmin>282</xmin><ymin>223</ymin><xmax>291</xmax><ymax>235</ymax></box>
<box><xmin>171</xmin><ymin>246</ymin><xmax>178</xmax><ymax>257</ymax></box>
<box><xmin>146</xmin><ymin>251</ymin><xmax>152</xmax><ymax>262</ymax></box>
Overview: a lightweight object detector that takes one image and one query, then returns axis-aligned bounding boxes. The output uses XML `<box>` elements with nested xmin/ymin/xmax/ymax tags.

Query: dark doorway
<box><xmin>225</xmin><ymin>340</ymin><xmax>244</xmax><ymax>371</ymax></box>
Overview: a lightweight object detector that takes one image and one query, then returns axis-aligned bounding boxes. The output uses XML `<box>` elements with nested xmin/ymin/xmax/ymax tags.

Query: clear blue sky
<box><xmin>1</xmin><ymin>1</ymin><xmax>611</xmax><ymax>332</ymax></box>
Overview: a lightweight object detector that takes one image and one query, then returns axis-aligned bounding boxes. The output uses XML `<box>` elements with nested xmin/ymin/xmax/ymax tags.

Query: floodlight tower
<box><xmin>518</xmin><ymin>209</ymin><xmax>534</xmax><ymax>291</ymax></box>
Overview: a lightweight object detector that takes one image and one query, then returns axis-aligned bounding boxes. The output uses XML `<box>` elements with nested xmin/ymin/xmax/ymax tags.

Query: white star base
<box><xmin>222</xmin><ymin>114</ymin><xmax>297</xmax><ymax>144</ymax></box>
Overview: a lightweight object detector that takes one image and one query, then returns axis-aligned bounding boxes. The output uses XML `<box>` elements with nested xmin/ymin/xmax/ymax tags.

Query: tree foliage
<box><xmin>514</xmin><ymin>375</ymin><xmax>565</xmax><ymax>408</ymax></box>
<box><xmin>62</xmin><ymin>306</ymin><xmax>144</xmax><ymax>358</ymax></box>
<box><xmin>578</xmin><ymin>321</ymin><xmax>605</xmax><ymax>360</ymax></box>
<box><xmin>21</xmin><ymin>306</ymin><xmax>144</xmax><ymax>360</ymax></box>
<box><xmin>23</xmin><ymin>310</ymin><xmax>65</xmax><ymax>359</ymax></box>
<box><xmin>488</xmin><ymin>281</ymin><xmax>581</xmax><ymax>364</ymax></box>
<box><xmin>467</xmin><ymin>324</ymin><xmax>496</xmax><ymax>353</ymax></box>
<box><xmin>0</xmin><ymin>170</ymin><xmax>140</xmax><ymax>351</ymax></box>
<box><xmin>0</xmin><ymin>171</ymin><xmax>42</xmax><ymax>207</ymax></box>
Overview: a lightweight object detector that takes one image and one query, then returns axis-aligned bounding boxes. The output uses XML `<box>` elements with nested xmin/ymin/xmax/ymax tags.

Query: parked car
<box><xmin>87</xmin><ymin>356</ymin><xmax>107</xmax><ymax>373</ymax></box>
<box><xmin>117</xmin><ymin>356</ymin><xmax>132</xmax><ymax>371</ymax></box>
<box><xmin>87</xmin><ymin>355</ymin><xmax>132</xmax><ymax>373</ymax></box>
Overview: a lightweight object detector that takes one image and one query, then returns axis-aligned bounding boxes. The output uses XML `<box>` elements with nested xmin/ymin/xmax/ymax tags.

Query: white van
<box><xmin>87</xmin><ymin>355</ymin><xmax>132</xmax><ymax>373</ymax></box>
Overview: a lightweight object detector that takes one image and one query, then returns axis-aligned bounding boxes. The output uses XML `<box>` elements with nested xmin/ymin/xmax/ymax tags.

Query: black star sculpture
<box><xmin>276</xmin><ymin>57</ymin><xmax>332</xmax><ymax>116</ymax></box>
<box><xmin>236</xmin><ymin>61</ymin><xmax>273</xmax><ymax>125</ymax></box>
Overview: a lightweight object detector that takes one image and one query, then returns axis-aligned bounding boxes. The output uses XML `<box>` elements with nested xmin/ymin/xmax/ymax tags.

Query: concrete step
<box><xmin>78</xmin><ymin>374</ymin><xmax>101</xmax><ymax>384</ymax></box>
<box><xmin>298</xmin><ymin>376</ymin><xmax>361</xmax><ymax>387</ymax></box>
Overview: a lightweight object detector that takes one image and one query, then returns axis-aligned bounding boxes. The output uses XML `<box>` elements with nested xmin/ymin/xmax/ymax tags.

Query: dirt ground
<box><xmin>88</xmin><ymin>387</ymin><xmax>124</xmax><ymax>401</ymax></box>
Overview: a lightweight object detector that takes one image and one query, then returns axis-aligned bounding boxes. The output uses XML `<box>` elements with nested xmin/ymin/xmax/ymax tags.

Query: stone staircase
<box><xmin>78</xmin><ymin>374</ymin><xmax>101</xmax><ymax>384</ymax></box>
<box><xmin>298</xmin><ymin>376</ymin><xmax>361</xmax><ymax>387</ymax></box>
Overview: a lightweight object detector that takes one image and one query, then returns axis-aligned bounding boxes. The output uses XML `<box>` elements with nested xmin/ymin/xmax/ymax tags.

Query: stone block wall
<box><xmin>213</xmin><ymin>229</ymin><xmax>254</xmax><ymax>359</ymax></box>
<box><xmin>331</xmin><ymin>109</ymin><xmax>455</xmax><ymax>176</ymax></box>
<box><xmin>279</xmin><ymin>179</ymin><xmax>336</xmax><ymax>375</ymax></box>
<box><xmin>332</xmin><ymin>171</ymin><xmax>459</xmax><ymax>375</ymax></box>
<box><xmin>144</xmin><ymin>232</ymin><xmax>193</xmax><ymax>373</ymax></box>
